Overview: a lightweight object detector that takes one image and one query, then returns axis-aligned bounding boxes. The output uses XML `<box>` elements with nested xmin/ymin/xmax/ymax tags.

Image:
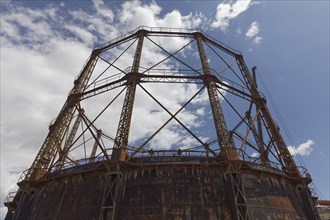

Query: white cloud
<box><xmin>246</xmin><ymin>21</ymin><xmax>259</xmax><ymax>38</ymax></box>
<box><xmin>1</xmin><ymin>207</ymin><xmax>7</xmax><ymax>220</ymax></box>
<box><xmin>236</xmin><ymin>27</ymin><xmax>242</xmax><ymax>35</ymax></box>
<box><xmin>196</xmin><ymin>107</ymin><xmax>205</xmax><ymax>116</ymax></box>
<box><xmin>149</xmin><ymin>127</ymin><xmax>183</xmax><ymax>150</ymax></box>
<box><xmin>180</xmin><ymin>136</ymin><xmax>209</xmax><ymax>150</ymax></box>
<box><xmin>64</xmin><ymin>24</ymin><xmax>96</xmax><ymax>46</ymax></box>
<box><xmin>253</xmin><ymin>36</ymin><xmax>263</xmax><ymax>44</ymax></box>
<box><xmin>288</xmin><ymin>139</ymin><xmax>315</xmax><ymax>156</ymax></box>
<box><xmin>0</xmin><ymin>1</ymin><xmax>266</xmax><ymax>218</ymax></box>
<box><xmin>118</xmin><ymin>1</ymin><xmax>161</xmax><ymax>29</ymax></box>
<box><xmin>92</xmin><ymin>0</ymin><xmax>114</xmax><ymax>23</ymax></box>
<box><xmin>211</xmin><ymin>0</ymin><xmax>252</xmax><ymax>31</ymax></box>
<box><xmin>245</xmin><ymin>21</ymin><xmax>263</xmax><ymax>44</ymax></box>
<box><xmin>1</xmin><ymin>8</ymin><xmax>53</xmax><ymax>44</ymax></box>
<box><xmin>251</xmin><ymin>152</ymin><xmax>260</xmax><ymax>158</ymax></box>
<box><xmin>0</xmin><ymin>2</ymin><xmax>210</xmax><ymax>218</ymax></box>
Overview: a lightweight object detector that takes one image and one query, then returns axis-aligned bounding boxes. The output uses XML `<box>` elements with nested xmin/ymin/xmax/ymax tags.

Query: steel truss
<box><xmin>6</xmin><ymin>26</ymin><xmax>320</xmax><ymax>220</ymax></box>
<box><xmin>20</xmin><ymin>27</ymin><xmax>303</xmax><ymax>180</ymax></box>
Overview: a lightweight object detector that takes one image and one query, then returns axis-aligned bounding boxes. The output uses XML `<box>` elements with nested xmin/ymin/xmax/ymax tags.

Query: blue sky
<box><xmin>1</xmin><ymin>0</ymin><xmax>329</xmax><ymax>218</ymax></box>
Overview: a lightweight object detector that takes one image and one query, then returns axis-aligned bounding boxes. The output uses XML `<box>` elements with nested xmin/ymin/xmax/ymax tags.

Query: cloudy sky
<box><xmin>0</xmin><ymin>0</ymin><xmax>329</xmax><ymax>218</ymax></box>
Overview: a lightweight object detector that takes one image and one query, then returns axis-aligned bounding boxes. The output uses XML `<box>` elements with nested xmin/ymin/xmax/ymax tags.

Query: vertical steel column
<box><xmin>56</xmin><ymin>110</ymin><xmax>84</xmax><ymax>170</ymax></box>
<box><xmin>99</xmin><ymin>170</ymin><xmax>123</xmax><ymax>220</ymax></box>
<box><xmin>89</xmin><ymin>129</ymin><xmax>102</xmax><ymax>162</ymax></box>
<box><xmin>251</xmin><ymin>67</ymin><xmax>264</xmax><ymax>143</ymax></box>
<box><xmin>224</xmin><ymin>164</ymin><xmax>250</xmax><ymax>220</ymax></box>
<box><xmin>246</xmin><ymin>111</ymin><xmax>265</xmax><ymax>157</ymax></box>
<box><xmin>237</xmin><ymin>56</ymin><xmax>300</xmax><ymax>176</ymax></box>
<box><xmin>231</xmin><ymin>172</ymin><xmax>250</xmax><ymax>220</ymax></box>
<box><xmin>196</xmin><ymin>33</ymin><xmax>233</xmax><ymax>159</ymax></box>
<box><xmin>26</xmin><ymin>50</ymin><xmax>99</xmax><ymax>181</ymax></box>
<box><xmin>251</xmin><ymin>67</ymin><xmax>268</xmax><ymax>164</ymax></box>
<box><xmin>111</xmin><ymin>31</ymin><xmax>145</xmax><ymax>161</ymax></box>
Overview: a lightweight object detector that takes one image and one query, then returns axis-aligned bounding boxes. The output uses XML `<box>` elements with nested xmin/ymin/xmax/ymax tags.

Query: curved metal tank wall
<box><xmin>4</xmin><ymin>27</ymin><xmax>319</xmax><ymax>220</ymax></box>
<box><xmin>11</xmin><ymin>160</ymin><xmax>313</xmax><ymax>220</ymax></box>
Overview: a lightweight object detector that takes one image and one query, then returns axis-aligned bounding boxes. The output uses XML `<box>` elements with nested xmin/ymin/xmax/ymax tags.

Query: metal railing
<box><xmin>49</xmin><ymin>156</ymin><xmax>108</xmax><ymax>173</ymax></box>
<box><xmin>309</xmin><ymin>187</ymin><xmax>318</xmax><ymax>198</ymax></box>
<box><xmin>18</xmin><ymin>169</ymin><xmax>30</xmax><ymax>182</ymax></box>
<box><xmin>132</xmin><ymin>149</ymin><xmax>208</xmax><ymax>158</ymax></box>
<box><xmin>95</xmin><ymin>26</ymin><xmax>198</xmax><ymax>49</ymax></box>
<box><xmin>46</xmin><ymin>147</ymin><xmax>287</xmax><ymax>171</ymax></box>
<box><xmin>94</xmin><ymin>26</ymin><xmax>242</xmax><ymax>55</ymax></box>
<box><xmin>85</xmin><ymin>65</ymin><xmax>252</xmax><ymax>103</ymax></box>
<box><xmin>4</xmin><ymin>192</ymin><xmax>16</xmax><ymax>204</ymax></box>
<box><xmin>17</xmin><ymin>147</ymin><xmax>312</xmax><ymax>182</ymax></box>
<box><xmin>298</xmin><ymin>166</ymin><xmax>312</xmax><ymax>179</ymax></box>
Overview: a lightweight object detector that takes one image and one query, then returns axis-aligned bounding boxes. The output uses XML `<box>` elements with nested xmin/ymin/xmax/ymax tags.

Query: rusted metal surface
<box><xmin>243</xmin><ymin>174</ymin><xmax>305</xmax><ymax>219</ymax></box>
<box><xmin>119</xmin><ymin>165</ymin><xmax>231</xmax><ymax>219</ymax></box>
<box><xmin>19</xmin><ymin>26</ymin><xmax>305</xmax><ymax>182</ymax></box>
<box><xmin>316</xmin><ymin>200</ymin><xmax>330</xmax><ymax>220</ymax></box>
<box><xmin>316</xmin><ymin>200</ymin><xmax>330</xmax><ymax>206</ymax></box>
<box><xmin>4</xmin><ymin>27</ymin><xmax>321</xmax><ymax>220</ymax></box>
<box><xmin>6</xmin><ymin>159</ymin><xmax>318</xmax><ymax>220</ymax></box>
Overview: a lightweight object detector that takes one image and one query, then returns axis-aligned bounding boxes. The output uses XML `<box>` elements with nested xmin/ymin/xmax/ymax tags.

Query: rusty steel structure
<box><xmin>5</xmin><ymin>27</ymin><xmax>320</xmax><ymax>220</ymax></box>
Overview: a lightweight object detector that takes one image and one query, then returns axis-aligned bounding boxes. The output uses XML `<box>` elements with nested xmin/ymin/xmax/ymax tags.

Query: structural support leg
<box><xmin>112</xmin><ymin>31</ymin><xmax>145</xmax><ymax>161</ymax></box>
<box><xmin>196</xmin><ymin>33</ymin><xmax>234</xmax><ymax>159</ymax></box>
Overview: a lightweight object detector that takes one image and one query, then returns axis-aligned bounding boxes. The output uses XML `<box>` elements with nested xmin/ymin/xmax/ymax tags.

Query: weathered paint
<box><xmin>8</xmin><ymin>159</ymin><xmax>318</xmax><ymax>220</ymax></box>
<box><xmin>118</xmin><ymin>167</ymin><xmax>232</xmax><ymax>219</ymax></box>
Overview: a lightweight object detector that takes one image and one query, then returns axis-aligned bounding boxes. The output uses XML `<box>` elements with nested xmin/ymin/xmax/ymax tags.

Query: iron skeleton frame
<box><xmin>7</xmin><ymin>27</ymin><xmax>320</xmax><ymax>220</ymax></box>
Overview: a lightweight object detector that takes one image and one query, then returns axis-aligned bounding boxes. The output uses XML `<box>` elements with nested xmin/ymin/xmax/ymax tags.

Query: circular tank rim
<box><xmin>22</xmin><ymin>156</ymin><xmax>310</xmax><ymax>186</ymax></box>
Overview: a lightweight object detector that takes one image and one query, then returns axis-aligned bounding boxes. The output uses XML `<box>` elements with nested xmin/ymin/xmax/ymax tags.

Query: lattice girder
<box><xmin>22</xmin><ymin>27</ymin><xmax>301</xmax><ymax>182</ymax></box>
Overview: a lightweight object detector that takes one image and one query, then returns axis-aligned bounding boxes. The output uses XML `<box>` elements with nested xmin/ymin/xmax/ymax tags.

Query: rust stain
<box><xmin>267</xmin><ymin>195</ymin><xmax>295</xmax><ymax>211</ymax></box>
<box><xmin>7</xmin><ymin>164</ymin><xmax>317</xmax><ymax>219</ymax></box>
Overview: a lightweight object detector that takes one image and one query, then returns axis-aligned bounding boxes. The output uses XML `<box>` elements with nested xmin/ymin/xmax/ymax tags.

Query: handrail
<box><xmin>20</xmin><ymin>145</ymin><xmax>309</xmax><ymax>181</ymax></box>
<box><xmin>49</xmin><ymin>156</ymin><xmax>108</xmax><ymax>173</ymax></box>
<box><xmin>94</xmin><ymin>26</ymin><xmax>242</xmax><ymax>56</ymax></box>
<box><xmin>18</xmin><ymin>169</ymin><xmax>29</xmax><ymax>182</ymax></box>
<box><xmin>298</xmin><ymin>166</ymin><xmax>311</xmax><ymax>179</ymax></box>
<box><xmin>4</xmin><ymin>192</ymin><xmax>16</xmax><ymax>204</ymax></box>
<box><xmin>45</xmin><ymin>147</ymin><xmax>284</xmax><ymax>172</ymax></box>
<box><xmin>85</xmin><ymin>66</ymin><xmax>251</xmax><ymax>102</ymax></box>
<box><xmin>132</xmin><ymin>149</ymin><xmax>207</xmax><ymax>158</ymax></box>
<box><xmin>94</xmin><ymin>26</ymin><xmax>198</xmax><ymax>49</ymax></box>
<box><xmin>17</xmin><ymin>168</ymin><xmax>46</xmax><ymax>183</ymax></box>
<box><xmin>309</xmin><ymin>187</ymin><xmax>318</xmax><ymax>198</ymax></box>
<box><xmin>30</xmin><ymin>148</ymin><xmax>311</xmax><ymax>184</ymax></box>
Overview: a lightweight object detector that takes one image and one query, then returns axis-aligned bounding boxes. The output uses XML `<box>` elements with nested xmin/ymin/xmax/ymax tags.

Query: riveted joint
<box><xmin>202</xmin><ymin>74</ymin><xmax>219</xmax><ymax>85</ymax></box>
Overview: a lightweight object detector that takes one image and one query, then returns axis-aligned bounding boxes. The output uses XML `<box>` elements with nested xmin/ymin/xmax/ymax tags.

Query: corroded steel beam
<box><xmin>111</xmin><ymin>31</ymin><xmax>145</xmax><ymax>161</ymax></box>
<box><xmin>56</xmin><ymin>109</ymin><xmax>84</xmax><ymax>170</ymax></box>
<box><xmin>25</xmin><ymin>50</ymin><xmax>99</xmax><ymax>181</ymax></box>
<box><xmin>196</xmin><ymin>33</ymin><xmax>234</xmax><ymax>159</ymax></box>
<box><xmin>81</xmin><ymin>73</ymin><xmax>254</xmax><ymax>101</ymax></box>
<box><xmin>8</xmin><ymin>161</ymin><xmax>320</xmax><ymax>220</ymax></box>
<box><xmin>7</xmin><ymin>27</ymin><xmax>320</xmax><ymax>220</ymax></box>
<box><xmin>236</xmin><ymin>56</ymin><xmax>300</xmax><ymax>177</ymax></box>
